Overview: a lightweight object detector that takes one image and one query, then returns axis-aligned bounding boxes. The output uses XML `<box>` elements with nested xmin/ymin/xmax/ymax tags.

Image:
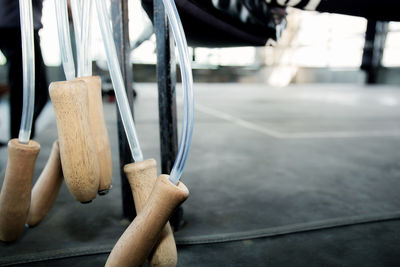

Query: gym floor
<box><xmin>1</xmin><ymin>83</ymin><xmax>400</xmax><ymax>266</ymax></box>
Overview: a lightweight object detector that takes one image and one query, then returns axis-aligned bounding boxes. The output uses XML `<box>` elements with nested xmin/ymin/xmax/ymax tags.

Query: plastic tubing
<box><xmin>18</xmin><ymin>0</ymin><xmax>35</xmax><ymax>144</ymax></box>
<box><xmin>96</xmin><ymin>0</ymin><xmax>143</xmax><ymax>162</ymax></box>
<box><xmin>71</xmin><ymin>0</ymin><xmax>92</xmax><ymax>77</ymax></box>
<box><xmin>161</xmin><ymin>0</ymin><xmax>194</xmax><ymax>185</ymax></box>
<box><xmin>81</xmin><ymin>0</ymin><xmax>92</xmax><ymax>76</ymax></box>
<box><xmin>70</xmin><ymin>0</ymin><xmax>82</xmax><ymax>77</ymax></box>
<box><xmin>54</xmin><ymin>0</ymin><xmax>75</xmax><ymax>81</ymax></box>
<box><xmin>67</xmin><ymin>0</ymin><xmax>92</xmax><ymax>77</ymax></box>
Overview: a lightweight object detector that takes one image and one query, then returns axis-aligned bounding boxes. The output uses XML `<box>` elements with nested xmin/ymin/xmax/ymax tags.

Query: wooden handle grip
<box><xmin>124</xmin><ymin>159</ymin><xmax>177</xmax><ymax>267</ymax></box>
<box><xmin>49</xmin><ymin>80</ymin><xmax>99</xmax><ymax>203</ymax></box>
<box><xmin>106</xmin><ymin>175</ymin><xmax>189</xmax><ymax>267</ymax></box>
<box><xmin>27</xmin><ymin>141</ymin><xmax>63</xmax><ymax>227</ymax></box>
<box><xmin>0</xmin><ymin>139</ymin><xmax>40</xmax><ymax>242</ymax></box>
<box><xmin>76</xmin><ymin>76</ymin><xmax>112</xmax><ymax>193</ymax></box>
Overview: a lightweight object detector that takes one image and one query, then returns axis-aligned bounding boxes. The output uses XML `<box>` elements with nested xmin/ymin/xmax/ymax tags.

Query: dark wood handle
<box><xmin>124</xmin><ymin>159</ymin><xmax>177</xmax><ymax>266</ymax></box>
<box><xmin>106</xmin><ymin>175</ymin><xmax>189</xmax><ymax>267</ymax></box>
<box><xmin>0</xmin><ymin>139</ymin><xmax>40</xmax><ymax>242</ymax></box>
<box><xmin>49</xmin><ymin>80</ymin><xmax>100</xmax><ymax>203</ymax></box>
<box><xmin>27</xmin><ymin>140</ymin><xmax>63</xmax><ymax>227</ymax></box>
<box><xmin>76</xmin><ymin>76</ymin><xmax>112</xmax><ymax>193</ymax></box>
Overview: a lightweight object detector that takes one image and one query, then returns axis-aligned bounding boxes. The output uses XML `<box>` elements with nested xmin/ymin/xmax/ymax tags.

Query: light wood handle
<box><xmin>49</xmin><ymin>80</ymin><xmax>99</xmax><ymax>203</ymax></box>
<box><xmin>76</xmin><ymin>76</ymin><xmax>112</xmax><ymax>194</ymax></box>
<box><xmin>106</xmin><ymin>175</ymin><xmax>189</xmax><ymax>267</ymax></box>
<box><xmin>124</xmin><ymin>159</ymin><xmax>177</xmax><ymax>267</ymax></box>
<box><xmin>27</xmin><ymin>140</ymin><xmax>63</xmax><ymax>227</ymax></box>
<box><xmin>0</xmin><ymin>139</ymin><xmax>40</xmax><ymax>242</ymax></box>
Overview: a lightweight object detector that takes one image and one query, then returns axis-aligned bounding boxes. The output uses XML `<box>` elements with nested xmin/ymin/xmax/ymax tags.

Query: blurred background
<box><xmin>1</xmin><ymin>1</ymin><xmax>399</xmax><ymax>141</ymax></box>
<box><xmin>1</xmin><ymin>2</ymin><xmax>399</xmax><ymax>86</ymax></box>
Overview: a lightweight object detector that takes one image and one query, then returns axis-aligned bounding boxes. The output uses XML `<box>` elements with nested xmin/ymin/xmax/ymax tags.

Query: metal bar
<box><xmin>110</xmin><ymin>0</ymin><xmax>136</xmax><ymax>220</ymax></box>
<box><xmin>154</xmin><ymin>0</ymin><xmax>182</xmax><ymax>230</ymax></box>
<box><xmin>154</xmin><ymin>0</ymin><xmax>178</xmax><ymax>177</ymax></box>
<box><xmin>361</xmin><ymin>20</ymin><xmax>388</xmax><ymax>84</ymax></box>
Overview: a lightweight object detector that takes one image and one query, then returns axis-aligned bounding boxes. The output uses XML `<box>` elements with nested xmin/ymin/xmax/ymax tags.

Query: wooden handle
<box><xmin>0</xmin><ymin>139</ymin><xmax>40</xmax><ymax>242</ymax></box>
<box><xmin>106</xmin><ymin>175</ymin><xmax>189</xmax><ymax>267</ymax></box>
<box><xmin>124</xmin><ymin>159</ymin><xmax>177</xmax><ymax>267</ymax></box>
<box><xmin>49</xmin><ymin>80</ymin><xmax>99</xmax><ymax>203</ymax></box>
<box><xmin>76</xmin><ymin>76</ymin><xmax>112</xmax><ymax>194</ymax></box>
<box><xmin>27</xmin><ymin>140</ymin><xmax>63</xmax><ymax>227</ymax></box>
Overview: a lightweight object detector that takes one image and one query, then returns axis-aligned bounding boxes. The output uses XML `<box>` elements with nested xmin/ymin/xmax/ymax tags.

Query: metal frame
<box><xmin>361</xmin><ymin>20</ymin><xmax>388</xmax><ymax>84</ymax></box>
<box><xmin>154</xmin><ymin>0</ymin><xmax>182</xmax><ymax>230</ymax></box>
<box><xmin>111</xmin><ymin>0</ymin><xmax>180</xmax><ymax>223</ymax></box>
<box><xmin>111</xmin><ymin>0</ymin><xmax>136</xmax><ymax>220</ymax></box>
<box><xmin>154</xmin><ymin>0</ymin><xmax>178</xmax><ymax>177</ymax></box>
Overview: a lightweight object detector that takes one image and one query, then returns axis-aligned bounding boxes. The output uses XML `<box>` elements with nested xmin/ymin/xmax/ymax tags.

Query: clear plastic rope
<box><xmin>18</xmin><ymin>0</ymin><xmax>35</xmax><ymax>143</ymax></box>
<box><xmin>96</xmin><ymin>0</ymin><xmax>143</xmax><ymax>162</ymax></box>
<box><xmin>81</xmin><ymin>0</ymin><xmax>92</xmax><ymax>76</ymax></box>
<box><xmin>54</xmin><ymin>0</ymin><xmax>75</xmax><ymax>81</ymax></box>
<box><xmin>161</xmin><ymin>0</ymin><xmax>194</xmax><ymax>185</ymax></box>
<box><xmin>70</xmin><ymin>0</ymin><xmax>82</xmax><ymax>77</ymax></box>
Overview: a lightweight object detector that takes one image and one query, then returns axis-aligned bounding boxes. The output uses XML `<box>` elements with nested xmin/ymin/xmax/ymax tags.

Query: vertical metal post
<box><xmin>154</xmin><ymin>0</ymin><xmax>178</xmax><ymax>173</ymax></box>
<box><xmin>111</xmin><ymin>0</ymin><xmax>136</xmax><ymax>220</ymax></box>
<box><xmin>361</xmin><ymin>20</ymin><xmax>388</xmax><ymax>84</ymax></box>
<box><xmin>154</xmin><ymin>0</ymin><xmax>183</xmax><ymax>230</ymax></box>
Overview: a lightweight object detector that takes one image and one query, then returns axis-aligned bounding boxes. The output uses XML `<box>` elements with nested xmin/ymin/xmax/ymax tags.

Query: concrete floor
<box><xmin>1</xmin><ymin>83</ymin><xmax>400</xmax><ymax>266</ymax></box>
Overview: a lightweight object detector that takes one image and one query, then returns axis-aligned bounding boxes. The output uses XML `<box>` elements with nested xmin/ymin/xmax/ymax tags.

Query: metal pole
<box><xmin>154</xmin><ymin>0</ymin><xmax>183</xmax><ymax>230</ymax></box>
<box><xmin>361</xmin><ymin>20</ymin><xmax>388</xmax><ymax>84</ymax></box>
<box><xmin>111</xmin><ymin>0</ymin><xmax>136</xmax><ymax>220</ymax></box>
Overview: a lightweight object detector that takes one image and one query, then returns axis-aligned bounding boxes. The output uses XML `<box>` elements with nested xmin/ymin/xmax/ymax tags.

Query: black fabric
<box><xmin>268</xmin><ymin>0</ymin><xmax>400</xmax><ymax>22</ymax></box>
<box><xmin>142</xmin><ymin>0</ymin><xmax>400</xmax><ymax>48</ymax></box>
<box><xmin>0</xmin><ymin>0</ymin><xmax>44</xmax><ymax>29</ymax></box>
<box><xmin>142</xmin><ymin>0</ymin><xmax>285</xmax><ymax>47</ymax></box>
<box><xmin>315</xmin><ymin>0</ymin><xmax>400</xmax><ymax>21</ymax></box>
<box><xmin>0</xmin><ymin>28</ymin><xmax>49</xmax><ymax>139</ymax></box>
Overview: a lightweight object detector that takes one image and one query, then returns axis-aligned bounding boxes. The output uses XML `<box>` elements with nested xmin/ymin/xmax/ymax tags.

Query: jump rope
<box><xmin>0</xmin><ymin>0</ymin><xmax>194</xmax><ymax>266</ymax></box>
